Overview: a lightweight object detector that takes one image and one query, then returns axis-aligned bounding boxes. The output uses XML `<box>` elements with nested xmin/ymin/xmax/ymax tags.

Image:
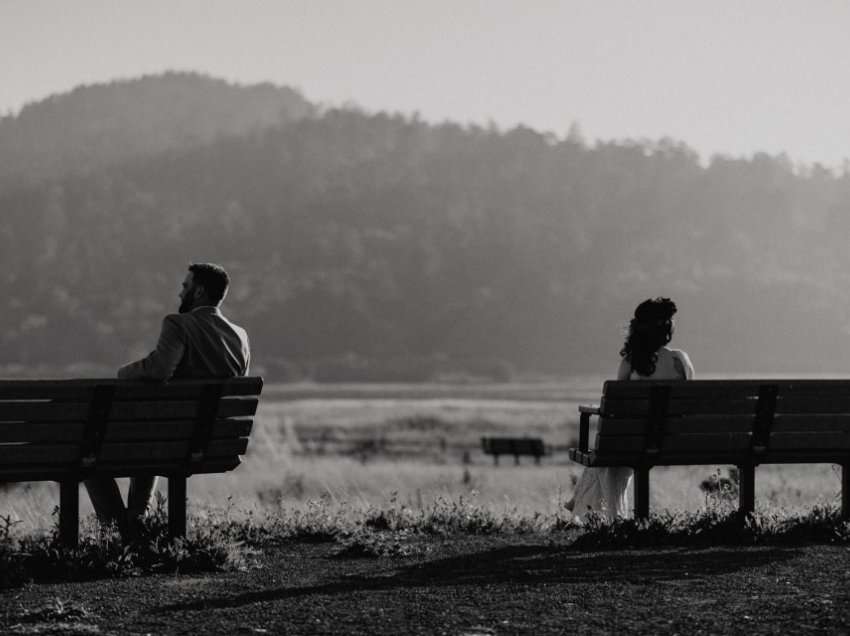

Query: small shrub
<box><xmin>699</xmin><ymin>468</ymin><xmax>740</xmax><ymax>509</ymax></box>
<box><xmin>12</xmin><ymin>597</ymin><xmax>93</xmax><ymax>624</ymax></box>
<box><xmin>0</xmin><ymin>514</ymin><xmax>25</xmax><ymax>588</ymax></box>
<box><xmin>244</xmin><ymin>497</ymin><xmax>354</xmax><ymax>544</ymax></box>
<box><xmin>0</xmin><ymin>495</ymin><xmax>255</xmax><ymax>590</ymax></box>
<box><xmin>334</xmin><ymin>528</ymin><xmax>426</xmax><ymax>558</ymax></box>
<box><xmin>570</xmin><ymin>505</ymin><xmax>850</xmax><ymax>550</ymax></box>
<box><xmin>419</xmin><ymin>496</ymin><xmax>503</xmax><ymax>535</ymax></box>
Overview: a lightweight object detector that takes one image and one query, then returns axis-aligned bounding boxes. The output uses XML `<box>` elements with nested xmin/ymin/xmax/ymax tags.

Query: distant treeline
<box><xmin>1</xmin><ymin>74</ymin><xmax>849</xmax><ymax>379</ymax></box>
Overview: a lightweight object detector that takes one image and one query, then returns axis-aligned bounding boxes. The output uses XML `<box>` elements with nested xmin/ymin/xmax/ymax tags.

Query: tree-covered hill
<box><xmin>2</xmin><ymin>80</ymin><xmax>850</xmax><ymax>379</ymax></box>
<box><xmin>0</xmin><ymin>72</ymin><xmax>314</xmax><ymax>189</ymax></box>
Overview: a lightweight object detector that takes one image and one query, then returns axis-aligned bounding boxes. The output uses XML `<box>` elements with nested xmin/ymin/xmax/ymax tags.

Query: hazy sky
<box><xmin>3</xmin><ymin>0</ymin><xmax>849</xmax><ymax>166</ymax></box>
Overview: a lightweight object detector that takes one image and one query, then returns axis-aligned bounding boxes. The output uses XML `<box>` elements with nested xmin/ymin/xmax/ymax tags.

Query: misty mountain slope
<box><xmin>1</xmin><ymin>103</ymin><xmax>850</xmax><ymax>377</ymax></box>
<box><xmin>0</xmin><ymin>72</ymin><xmax>314</xmax><ymax>189</ymax></box>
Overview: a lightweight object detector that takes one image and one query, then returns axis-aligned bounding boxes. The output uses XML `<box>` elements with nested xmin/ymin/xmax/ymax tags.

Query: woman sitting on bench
<box><xmin>569</xmin><ymin>297</ymin><xmax>694</xmax><ymax>521</ymax></box>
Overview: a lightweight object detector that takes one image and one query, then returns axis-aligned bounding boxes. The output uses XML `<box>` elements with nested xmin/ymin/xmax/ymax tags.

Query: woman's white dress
<box><xmin>571</xmin><ymin>347</ymin><xmax>694</xmax><ymax>522</ymax></box>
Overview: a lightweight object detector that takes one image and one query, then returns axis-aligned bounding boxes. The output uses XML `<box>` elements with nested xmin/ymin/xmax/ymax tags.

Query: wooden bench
<box><xmin>0</xmin><ymin>377</ymin><xmax>263</xmax><ymax>546</ymax></box>
<box><xmin>481</xmin><ymin>437</ymin><xmax>545</xmax><ymax>465</ymax></box>
<box><xmin>569</xmin><ymin>380</ymin><xmax>850</xmax><ymax>520</ymax></box>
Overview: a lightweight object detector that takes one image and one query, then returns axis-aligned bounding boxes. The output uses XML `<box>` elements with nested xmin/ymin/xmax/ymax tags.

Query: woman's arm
<box><xmin>616</xmin><ymin>357</ymin><xmax>631</xmax><ymax>380</ymax></box>
<box><xmin>672</xmin><ymin>350</ymin><xmax>695</xmax><ymax>380</ymax></box>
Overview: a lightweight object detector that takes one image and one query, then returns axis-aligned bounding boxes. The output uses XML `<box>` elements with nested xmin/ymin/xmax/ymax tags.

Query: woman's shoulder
<box><xmin>664</xmin><ymin>347</ymin><xmax>695</xmax><ymax>379</ymax></box>
<box><xmin>665</xmin><ymin>347</ymin><xmax>692</xmax><ymax>360</ymax></box>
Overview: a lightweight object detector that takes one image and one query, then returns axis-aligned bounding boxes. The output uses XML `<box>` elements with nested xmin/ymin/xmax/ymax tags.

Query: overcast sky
<box><xmin>3</xmin><ymin>0</ymin><xmax>848</xmax><ymax>166</ymax></box>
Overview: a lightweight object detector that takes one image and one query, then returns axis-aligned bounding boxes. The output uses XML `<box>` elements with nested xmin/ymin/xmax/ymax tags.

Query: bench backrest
<box><xmin>594</xmin><ymin>379</ymin><xmax>850</xmax><ymax>462</ymax></box>
<box><xmin>481</xmin><ymin>437</ymin><xmax>544</xmax><ymax>456</ymax></box>
<box><xmin>0</xmin><ymin>377</ymin><xmax>263</xmax><ymax>481</ymax></box>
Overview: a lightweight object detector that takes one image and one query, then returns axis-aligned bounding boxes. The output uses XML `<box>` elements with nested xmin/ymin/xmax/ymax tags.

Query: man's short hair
<box><xmin>188</xmin><ymin>263</ymin><xmax>230</xmax><ymax>304</ymax></box>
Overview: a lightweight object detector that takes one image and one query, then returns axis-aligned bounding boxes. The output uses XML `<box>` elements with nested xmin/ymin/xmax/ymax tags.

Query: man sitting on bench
<box><xmin>84</xmin><ymin>262</ymin><xmax>251</xmax><ymax>538</ymax></box>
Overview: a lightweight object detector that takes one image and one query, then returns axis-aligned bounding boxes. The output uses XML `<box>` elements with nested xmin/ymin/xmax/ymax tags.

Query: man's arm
<box><xmin>118</xmin><ymin>315</ymin><xmax>186</xmax><ymax>380</ymax></box>
<box><xmin>243</xmin><ymin>332</ymin><xmax>251</xmax><ymax>375</ymax></box>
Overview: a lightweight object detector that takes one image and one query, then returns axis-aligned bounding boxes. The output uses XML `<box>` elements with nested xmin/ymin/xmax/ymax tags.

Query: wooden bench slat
<box><xmin>775</xmin><ymin>397</ymin><xmax>850</xmax><ymax>414</ymax></box>
<box><xmin>0</xmin><ymin>444</ymin><xmax>80</xmax><ymax>464</ymax></box>
<box><xmin>0</xmin><ymin>403</ymin><xmax>90</xmax><ymax>422</ymax></box>
<box><xmin>89</xmin><ymin>457</ymin><xmax>243</xmax><ymax>476</ymax></box>
<box><xmin>667</xmin><ymin>434</ymin><xmax>751</xmax><ymax>452</ymax></box>
<box><xmin>0</xmin><ymin>418</ymin><xmax>253</xmax><ymax>444</ymax></box>
<box><xmin>598</xmin><ymin>413</ymin><xmax>850</xmax><ymax>435</ymax></box>
<box><xmin>772</xmin><ymin>414</ymin><xmax>850</xmax><ymax>432</ymax></box>
<box><xmin>602</xmin><ymin>379</ymin><xmax>850</xmax><ymax>398</ymax></box>
<box><xmin>0</xmin><ymin>436</ymin><xmax>250</xmax><ymax>465</ymax></box>
<box><xmin>0</xmin><ymin>457</ymin><xmax>245</xmax><ymax>482</ymax></box>
<box><xmin>595</xmin><ymin>433</ymin><xmax>752</xmax><ymax>453</ymax></box>
<box><xmin>571</xmin><ymin>447</ymin><xmax>850</xmax><ymax>467</ymax></box>
<box><xmin>598</xmin><ymin>415</ymin><xmax>755</xmax><ymax>435</ymax></box>
<box><xmin>0</xmin><ymin>422</ymin><xmax>86</xmax><ymax>443</ymax></box>
<box><xmin>111</xmin><ymin>378</ymin><xmax>263</xmax><ymax>399</ymax></box>
<box><xmin>602</xmin><ymin>380</ymin><xmax>762</xmax><ymax>399</ymax></box>
<box><xmin>0</xmin><ymin>466</ymin><xmax>82</xmax><ymax>480</ymax></box>
<box><xmin>97</xmin><ymin>438</ymin><xmax>249</xmax><ymax>462</ymax></box>
<box><xmin>600</xmin><ymin>397</ymin><xmax>757</xmax><ymax>417</ymax></box>
<box><xmin>769</xmin><ymin>432</ymin><xmax>850</xmax><ymax>450</ymax></box>
<box><xmin>0</xmin><ymin>378</ymin><xmax>262</xmax><ymax>401</ymax></box>
<box><xmin>773</xmin><ymin>385</ymin><xmax>850</xmax><ymax>396</ymax></box>
<box><xmin>0</xmin><ymin>384</ymin><xmax>95</xmax><ymax>400</ymax></box>
<box><xmin>0</xmin><ymin>393</ymin><xmax>258</xmax><ymax>423</ymax></box>
<box><xmin>108</xmin><ymin>397</ymin><xmax>258</xmax><ymax>420</ymax></box>
<box><xmin>102</xmin><ymin>417</ymin><xmax>253</xmax><ymax>441</ymax></box>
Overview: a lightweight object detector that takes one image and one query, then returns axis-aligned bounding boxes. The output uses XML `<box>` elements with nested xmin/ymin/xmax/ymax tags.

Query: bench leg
<box><xmin>738</xmin><ymin>464</ymin><xmax>755</xmax><ymax>518</ymax></box>
<box><xmin>59</xmin><ymin>480</ymin><xmax>79</xmax><ymax>548</ymax></box>
<box><xmin>168</xmin><ymin>475</ymin><xmax>187</xmax><ymax>539</ymax></box>
<box><xmin>634</xmin><ymin>466</ymin><xmax>650</xmax><ymax>520</ymax></box>
<box><xmin>842</xmin><ymin>464</ymin><xmax>850</xmax><ymax>521</ymax></box>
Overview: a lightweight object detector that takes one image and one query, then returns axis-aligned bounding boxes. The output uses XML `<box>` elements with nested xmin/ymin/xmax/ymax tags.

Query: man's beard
<box><xmin>178</xmin><ymin>294</ymin><xmax>194</xmax><ymax>314</ymax></box>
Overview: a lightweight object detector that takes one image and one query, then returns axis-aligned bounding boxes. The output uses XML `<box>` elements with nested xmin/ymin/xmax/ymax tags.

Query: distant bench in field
<box><xmin>0</xmin><ymin>377</ymin><xmax>263</xmax><ymax>546</ymax></box>
<box><xmin>569</xmin><ymin>379</ymin><xmax>850</xmax><ymax>519</ymax></box>
<box><xmin>481</xmin><ymin>437</ymin><xmax>545</xmax><ymax>465</ymax></box>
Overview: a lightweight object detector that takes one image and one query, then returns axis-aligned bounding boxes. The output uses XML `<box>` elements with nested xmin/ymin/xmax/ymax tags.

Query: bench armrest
<box><xmin>578</xmin><ymin>404</ymin><xmax>600</xmax><ymax>452</ymax></box>
<box><xmin>578</xmin><ymin>405</ymin><xmax>601</xmax><ymax>415</ymax></box>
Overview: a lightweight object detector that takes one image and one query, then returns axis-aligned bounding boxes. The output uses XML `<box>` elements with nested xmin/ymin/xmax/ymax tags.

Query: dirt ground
<box><xmin>2</xmin><ymin>536</ymin><xmax>850</xmax><ymax>635</ymax></box>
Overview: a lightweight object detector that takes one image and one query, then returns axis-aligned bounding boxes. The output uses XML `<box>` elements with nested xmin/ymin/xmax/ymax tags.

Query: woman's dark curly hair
<box><xmin>619</xmin><ymin>297</ymin><xmax>677</xmax><ymax>377</ymax></box>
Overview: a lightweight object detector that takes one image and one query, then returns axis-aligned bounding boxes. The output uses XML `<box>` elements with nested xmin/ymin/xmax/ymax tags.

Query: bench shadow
<box><xmin>157</xmin><ymin>544</ymin><xmax>800</xmax><ymax>613</ymax></box>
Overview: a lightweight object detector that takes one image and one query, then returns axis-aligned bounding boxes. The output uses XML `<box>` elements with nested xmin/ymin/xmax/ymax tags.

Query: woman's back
<box><xmin>619</xmin><ymin>346</ymin><xmax>694</xmax><ymax>381</ymax></box>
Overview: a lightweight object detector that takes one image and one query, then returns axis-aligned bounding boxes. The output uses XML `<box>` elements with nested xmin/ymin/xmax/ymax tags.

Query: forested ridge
<box><xmin>0</xmin><ymin>72</ymin><xmax>314</xmax><ymax>188</ymax></box>
<box><xmin>2</xmin><ymin>73</ymin><xmax>849</xmax><ymax>379</ymax></box>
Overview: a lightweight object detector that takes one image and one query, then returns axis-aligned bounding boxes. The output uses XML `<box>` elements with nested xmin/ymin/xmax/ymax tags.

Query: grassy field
<box><xmin>3</xmin><ymin>380</ymin><xmax>850</xmax><ymax>633</ymax></box>
<box><xmin>1</xmin><ymin>380</ymin><xmax>845</xmax><ymax>533</ymax></box>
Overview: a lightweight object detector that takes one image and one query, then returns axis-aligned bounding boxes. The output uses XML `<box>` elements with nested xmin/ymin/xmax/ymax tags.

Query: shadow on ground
<box><xmin>158</xmin><ymin>544</ymin><xmax>800</xmax><ymax>613</ymax></box>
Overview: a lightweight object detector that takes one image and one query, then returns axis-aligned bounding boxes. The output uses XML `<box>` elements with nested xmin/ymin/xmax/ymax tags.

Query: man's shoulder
<box><xmin>186</xmin><ymin>309</ymin><xmax>248</xmax><ymax>339</ymax></box>
<box><xmin>214</xmin><ymin>311</ymin><xmax>248</xmax><ymax>336</ymax></box>
<box><xmin>226</xmin><ymin>319</ymin><xmax>250</xmax><ymax>346</ymax></box>
<box><xmin>162</xmin><ymin>312</ymin><xmax>189</xmax><ymax>327</ymax></box>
